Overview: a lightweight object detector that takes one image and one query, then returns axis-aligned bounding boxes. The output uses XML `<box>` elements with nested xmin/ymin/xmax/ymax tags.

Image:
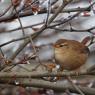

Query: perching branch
<box><xmin>0</xmin><ymin>71</ymin><xmax>94</xmax><ymax>78</ymax></box>
<box><xmin>0</xmin><ymin>79</ymin><xmax>95</xmax><ymax>95</ymax></box>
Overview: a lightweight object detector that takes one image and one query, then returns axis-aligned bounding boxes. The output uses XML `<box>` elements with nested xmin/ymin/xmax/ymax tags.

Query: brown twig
<box><xmin>0</xmin><ymin>79</ymin><xmax>95</xmax><ymax>95</ymax></box>
<box><xmin>67</xmin><ymin>76</ymin><xmax>85</xmax><ymax>95</ymax></box>
<box><xmin>0</xmin><ymin>4</ymin><xmax>12</xmax><ymax>17</ymax></box>
<box><xmin>50</xmin><ymin>26</ymin><xmax>95</xmax><ymax>33</ymax></box>
<box><xmin>0</xmin><ymin>70</ymin><xmax>94</xmax><ymax>78</ymax></box>
<box><xmin>45</xmin><ymin>0</ymin><xmax>51</xmax><ymax>26</ymax></box>
<box><xmin>0</xmin><ymin>1</ymin><xmax>93</xmax><ymax>23</ymax></box>
<box><xmin>11</xmin><ymin>0</ymin><xmax>25</xmax><ymax>36</ymax></box>
<box><xmin>0</xmin><ymin>20</ymin><xmax>62</xmax><ymax>33</ymax></box>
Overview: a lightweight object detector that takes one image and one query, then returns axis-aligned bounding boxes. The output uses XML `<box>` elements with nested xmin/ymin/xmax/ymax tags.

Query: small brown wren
<box><xmin>42</xmin><ymin>38</ymin><xmax>90</xmax><ymax>81</ymax></box>
<box><xmin>54</xmin><ymin>39</ymin><xmax>90</xmax><ymax>71</ymax></box>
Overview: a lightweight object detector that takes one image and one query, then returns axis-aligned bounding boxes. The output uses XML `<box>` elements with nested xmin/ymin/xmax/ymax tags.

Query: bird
<box><xmin>53</xmin><ymin>39</ymin><xmax>90</xmax><ymax>71</ymax></box>
<box><xmin>42</xmin><ymin>38</ymin><xmax>90</xmax><ymax>81</ymax></box>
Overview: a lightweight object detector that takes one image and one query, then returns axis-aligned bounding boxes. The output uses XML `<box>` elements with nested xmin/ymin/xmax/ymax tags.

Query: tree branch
<box><xmin>0</xmin><ymin>71</ymin><xmax>94</xmax><ymax>78</ymax></box>
<box><xmin>0</xmin><ymin>79</ymin><xmax>95</xmax><ymax>95</ymax></box>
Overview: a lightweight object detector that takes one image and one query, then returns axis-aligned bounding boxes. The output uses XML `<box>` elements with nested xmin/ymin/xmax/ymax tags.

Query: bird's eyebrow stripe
<box><xmin>60</xmin><ymin>43</ymin><xmax>68</xmax><ymax>46</ymax></box>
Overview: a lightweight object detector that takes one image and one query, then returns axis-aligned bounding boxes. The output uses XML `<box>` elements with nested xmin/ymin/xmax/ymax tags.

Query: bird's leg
<box><xmin>41</xmin><ymin>63</ymin><xmax>57</xmax><ymax>82</ymax></box>
<box><xmin>44</xmin><ymin>63</ymin><xmax>56</xmax><ymax>72</ymax></box>
<box><xmin>41</xmin><ymin>63</ymin><xmax>64</xmax><ymax>82</ymax></box>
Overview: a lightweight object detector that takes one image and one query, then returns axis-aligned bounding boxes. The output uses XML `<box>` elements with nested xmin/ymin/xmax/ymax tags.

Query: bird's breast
<box><xmin>54</xmin><ymin>49</ymin><xmax>88</xmax><ymax>70</ymax></box>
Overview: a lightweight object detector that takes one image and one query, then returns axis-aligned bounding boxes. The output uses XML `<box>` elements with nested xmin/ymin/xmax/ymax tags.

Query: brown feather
<box><xmin>54</xmin><ymin>39</ymin><xmax>89</xmax><ymax>71</ymax></box>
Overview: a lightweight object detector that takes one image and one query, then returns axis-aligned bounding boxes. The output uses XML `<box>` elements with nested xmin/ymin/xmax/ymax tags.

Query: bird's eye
<box><xmin>59</xmin><ymin>44</ymin><xmax>64</xmax><ymax>47</ymax></box>
<box><xmin>59</xmin><ymin>43</ymin><xmax>68</xmax><ymax>47</ymax></box>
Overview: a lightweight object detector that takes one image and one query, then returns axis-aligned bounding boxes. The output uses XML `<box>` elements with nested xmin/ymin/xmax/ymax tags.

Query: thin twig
<box><xmin>67</xmin><ymin>76</ymin><xmax>85</xmax><ymax>95</ymax></box>
<box><xmin>11</xmin><ymin>0</ymin><xmax>25</xmax><ymax>36</ymax></box>
<box><xmin>0</xmin><ymin>4</ymin><xmax>12</xmax><ymax>17</ymax></box>
<box><xmin>48</xmin><ymin>12</ymin><xmax>81</xmax><ymax>28</ymax></box>
<box><xmin>50</xmin><ymin>26</ymin><xmax>95</xmax><ymax>33</ymax></box>
<box><xmin>0</xmin><ymin>2</ymin><xmax>93</xmax><ymax>22</ymax></box>
<box><xmin>0</xmin><ymin>20</ymin><xmax>62</xmax><ymax>34</ymax></box>
<box><xmin>45</xmin><ymin>0</ymin><xmax>51</xmax><ymax>26</ymax></box>
<box><xmin>28</xmin><ymin>36</ymin><xmax>46</xmax><ymax>71</ymax></box>
<box><xmin>0</xmin><ymin>35</ymin><xmax>29</xmax><ymax>47</ymax></box>
<box><xmin>0</xmin><ymin>47</ymin><xmax>4</xmax><ymax>57</ymax></box>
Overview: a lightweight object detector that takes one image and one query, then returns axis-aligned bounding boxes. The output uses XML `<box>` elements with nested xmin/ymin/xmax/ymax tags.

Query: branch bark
<box><xmin>0</xmin><ymin>4</ymin><xmax>91</xmax><ymax>23</ymax></box>
<box><xmin>0</xmin><ymin>71</ymin><xmax>94</xmax><ymax>78</ymax></box>
<box><xmin>0</xmin><ymin>79</ymin><xmax>95</xmax><ymax>95</ymax></box>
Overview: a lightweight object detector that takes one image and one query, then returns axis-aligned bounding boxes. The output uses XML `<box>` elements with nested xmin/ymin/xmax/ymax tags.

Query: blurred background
<box><xmin>0</xmin><ymin>0</ymin><xmax>95</xmax><ymax>95</ymax></box>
